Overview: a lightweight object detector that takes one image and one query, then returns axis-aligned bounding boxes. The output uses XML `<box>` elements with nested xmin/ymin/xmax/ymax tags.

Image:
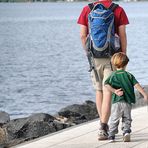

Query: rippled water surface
<box><xmin>0</xmin><ymin>2</ymin><xmax>148</xmax><ymax>119</ymax></box>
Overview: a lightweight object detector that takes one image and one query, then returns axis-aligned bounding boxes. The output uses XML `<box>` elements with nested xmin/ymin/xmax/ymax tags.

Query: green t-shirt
<box><xmin>105</xmin><ymin>70</ymin><xmax>138</xmax><ymax>104</ymax></box>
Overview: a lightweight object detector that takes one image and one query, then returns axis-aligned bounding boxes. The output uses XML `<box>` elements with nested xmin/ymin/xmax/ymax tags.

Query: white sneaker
<box><xmin>108</xmin><ymin>135</ymin><xmax>115</xmax><ymax>143</ymax></box>
<box><xmin>123</xmin><ymin>133</ymin><xmax>130</xmax><ymax>142</ymax></box>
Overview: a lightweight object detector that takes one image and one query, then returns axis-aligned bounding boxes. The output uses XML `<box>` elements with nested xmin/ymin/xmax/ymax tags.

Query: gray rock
<box><xmin>1</xmin><ymin>113</ymin><xmax>70</xmax><ymax>147</ymax></box>
<box><xmin>58</xmin><ymin>100</ymin><xmax>98</xmax><ymax>124</ymax></box>
<box><xmin>2</xmin><ymin>85</ymin><xmax>148</xmax><ymax>148</ymax></box>
<box><xmin>28</xmin><ymin>113</ymin><xmax>55</xmax><ymax>122</ymax></box>
<box><xmin>0</xmin><ymin>112</ymin><xmax>10</xmax><ymax>126</ymax></box>
<box><xmin>0</xmin><ymin>127</ymin><xmax>7</xmax><ymax>146</ymax></box>
<box><xmin>53</xmin><ymin>120</ymin><xmax>71</xmax><ymax>131</ymax></box>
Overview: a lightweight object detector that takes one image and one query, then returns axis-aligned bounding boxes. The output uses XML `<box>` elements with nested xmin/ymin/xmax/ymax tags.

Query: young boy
<box><xmin>104</xmin><ymin>52</ymin><xmax>148</xmax><ymax>142</ymax></box>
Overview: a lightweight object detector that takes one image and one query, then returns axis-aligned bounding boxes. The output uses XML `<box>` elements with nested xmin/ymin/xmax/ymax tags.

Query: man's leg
<box><xmin>98</xmin><ymin>64</ymin><xmax>113</xmax><ymax>140</ymax></box>
<box><xmin>101</xmin><ymin>66</ymin><xmax>113</xmax><ymax>124</ymax></box>
<box><xmin>98</xmin><ymin>86</ymin><xmax>112</xmax><ymax>140</ymax></box>
<box><xmin>90</xmin><ymin>58</ymin><xmax>112</xmax><ymax>140</ymax></box>
<box><xmin>90</xmin><ymin>59</ymin><xmax>103</xmax><ymax>119</ymax></box>
<box><xmin>96</xmin><ymin>90</ymin><xmax>103</xmax><ymax>119</ymax></box>
<box><xmin>101</xmin><ymin>86</ymin><xmax>112</xmax><ymax>124</ymax></box>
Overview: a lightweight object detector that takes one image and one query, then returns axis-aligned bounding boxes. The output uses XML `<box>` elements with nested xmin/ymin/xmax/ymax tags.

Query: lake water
<box><xmin>0</xmin><ymin>1</ymin><xmax>148</xmax><ymax>119</ymax></box>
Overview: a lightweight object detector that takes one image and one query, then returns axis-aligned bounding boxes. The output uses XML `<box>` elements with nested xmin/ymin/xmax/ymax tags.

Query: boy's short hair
<box><xmin>111</xmin><ymin>52</ymin><xmax>129</xmax><ymax>68</ymax></box>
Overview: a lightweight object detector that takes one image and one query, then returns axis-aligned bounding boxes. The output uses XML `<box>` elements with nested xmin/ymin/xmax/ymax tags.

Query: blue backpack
<box><xmin>86</xmin><ymin>3</ymin><xmax>120</xmax><ymax>58</ymax></box>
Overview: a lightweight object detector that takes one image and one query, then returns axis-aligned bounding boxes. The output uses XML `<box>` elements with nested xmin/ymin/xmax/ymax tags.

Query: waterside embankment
<box><xmin>0</xmin><ymin>86</ymin><xmax>148</xmax><ymax>147</ymax></box>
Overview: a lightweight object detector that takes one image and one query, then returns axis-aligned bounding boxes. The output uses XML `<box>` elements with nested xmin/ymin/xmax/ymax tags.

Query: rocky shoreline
<box><xmin>0</xmin><ymin>86</ymin><xmax>148</xmax><ymax>148</ymax></box>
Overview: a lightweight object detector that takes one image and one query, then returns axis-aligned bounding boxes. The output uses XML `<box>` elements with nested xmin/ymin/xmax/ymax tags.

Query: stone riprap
<box><xmin>0</xmin><ymin>85</ymin><xmax>147</xmax><ymax>147</ymax></box>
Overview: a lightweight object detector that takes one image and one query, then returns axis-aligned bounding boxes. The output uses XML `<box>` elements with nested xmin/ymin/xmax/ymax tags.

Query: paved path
<box><xmin>14</xmin><ymin>106</ymin><xmax>148</xmax><ymax>148</ymax></box>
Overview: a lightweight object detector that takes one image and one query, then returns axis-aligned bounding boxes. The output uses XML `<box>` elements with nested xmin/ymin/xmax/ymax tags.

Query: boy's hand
<box><xmin>114</xmin><ymin>88</ymin><xmax>123</xmax><ymax>96</ymax></box>
<box><xmin>144</xmin><ymin>94</ymin><xmax>148</xmax><ymax>101</ymax></box>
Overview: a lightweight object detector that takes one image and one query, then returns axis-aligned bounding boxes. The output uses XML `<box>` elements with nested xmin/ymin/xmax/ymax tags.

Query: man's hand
<box><xmin>105</xmin><ymin>85</ymin><xmax>123</xmax><ymax>96</ymax></box>
<box><xmin>114</xmin><ymin>88</ymin><xmax>123</xmax><ymax>96</ymax></box>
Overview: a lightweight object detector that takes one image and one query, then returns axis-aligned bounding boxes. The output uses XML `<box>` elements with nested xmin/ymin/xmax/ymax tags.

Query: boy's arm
<box><xmin>105</xmin><ymin>84</ymin><xmax>123</xmax><ymax>97</ymax></box>
<box><xmin>134</xmin><ymin>83</ymin><xmax>148</xmax><ymax>100</ymax></box>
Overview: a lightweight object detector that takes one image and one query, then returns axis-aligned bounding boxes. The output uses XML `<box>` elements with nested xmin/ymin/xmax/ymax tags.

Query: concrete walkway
<box><xmin>14</xmin><ymin>106</ymin><xmax>148</xmax><ymax>148</ymax></box>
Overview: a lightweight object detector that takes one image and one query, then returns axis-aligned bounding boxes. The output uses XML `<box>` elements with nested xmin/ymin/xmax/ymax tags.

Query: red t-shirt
<box><xmin>77</xmin><ymin>1</ymin><xmax>129</xmax><ymax>34</ymax></box>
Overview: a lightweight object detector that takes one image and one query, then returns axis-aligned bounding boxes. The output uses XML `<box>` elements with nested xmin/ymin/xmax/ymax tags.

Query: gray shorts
<box><xmin>90</xmin><ymin>58</ymin><xmax>114</xmax><ymax>91</ymax></box>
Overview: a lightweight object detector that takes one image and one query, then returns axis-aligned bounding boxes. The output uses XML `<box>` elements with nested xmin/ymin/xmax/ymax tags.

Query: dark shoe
<box><xmin>108</xmin><ymin>135</ymin><xmax>115</xmax><ymax>142</ymax></box>
<box><xmin>100</xmin><ymin>123</ymin><xmax>109</xmax><ymax>131</ymax></box>
<box><xmin>98</xmin><ymin>123</ymin><xmax>108</xmax><ymax>140</ymax></box>
<box><xmin>123</xmin><ymin>132</ymin><xmax>130</xmax><ymax>142</ymax></box>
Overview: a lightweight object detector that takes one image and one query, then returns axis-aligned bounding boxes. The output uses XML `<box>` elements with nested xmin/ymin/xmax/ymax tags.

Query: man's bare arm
<box><xmin>118</xmin><ymin>25</ymin><xmax>127</xmax><ymax>54</ymax></box>
<box><xmin>80</xmin><ymin>25</ymin><xmax>88</xmax><ymax>53</ymax></box>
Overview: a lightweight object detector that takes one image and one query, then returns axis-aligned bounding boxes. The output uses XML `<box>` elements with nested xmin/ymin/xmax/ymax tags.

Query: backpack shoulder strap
<box><xmin>88</xmin><ymin>3</ymin><xmax>95</xmax><ymax>11</ymax></box>
<box><xmin>109</xmin><ymin>3</ymin><xmax>119</xmax><ymax>11</ymax></box>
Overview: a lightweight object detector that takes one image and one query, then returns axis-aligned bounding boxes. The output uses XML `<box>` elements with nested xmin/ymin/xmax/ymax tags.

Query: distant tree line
<box><xmin>0</xmin><ymin>0</ymin><xmax>146</xmax><ymax>3</ymax></box>
<box><xmin>1</xmin><ymin>0</ymin><xmax>65</xmax><ymax>1</ymax></box>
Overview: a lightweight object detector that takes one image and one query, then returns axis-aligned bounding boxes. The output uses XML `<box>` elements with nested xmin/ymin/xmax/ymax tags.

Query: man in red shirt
<box><xmin>77</xmin><ymin>0</ymin><xmax>129</xmax><ymax>140</ymax></box>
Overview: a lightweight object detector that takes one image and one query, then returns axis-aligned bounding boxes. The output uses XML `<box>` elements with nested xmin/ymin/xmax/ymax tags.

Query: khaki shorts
<box><xmin>90</xmin><ymin>58</ymin><xmax>114</xmax><ymax>91</ymax></box>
